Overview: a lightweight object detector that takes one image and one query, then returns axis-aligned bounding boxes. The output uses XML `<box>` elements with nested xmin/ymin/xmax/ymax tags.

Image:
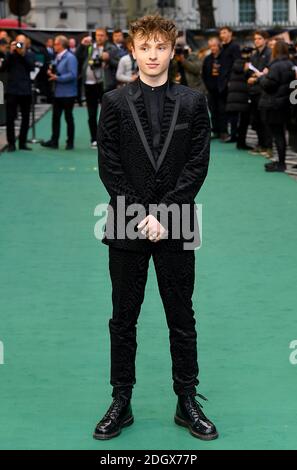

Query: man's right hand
<box><xmin>81</xmin><ymin>36</ymin><xmax>92</xmax><ymax>46</ymax></box>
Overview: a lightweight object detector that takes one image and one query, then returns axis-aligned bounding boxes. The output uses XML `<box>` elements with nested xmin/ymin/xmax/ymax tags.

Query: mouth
<box><xmin>147</xmin><ymin>64</ymin><xmax>159</xmax><ymax>68</ymax></box>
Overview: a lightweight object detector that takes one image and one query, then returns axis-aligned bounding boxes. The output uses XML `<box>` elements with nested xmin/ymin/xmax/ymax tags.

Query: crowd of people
<box><xmin>0</xmin><ymin>26</ymin><xmax>297</xmax><ymax>173</ymax></box>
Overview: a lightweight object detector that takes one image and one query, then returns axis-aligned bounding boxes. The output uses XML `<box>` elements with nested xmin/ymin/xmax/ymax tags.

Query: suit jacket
<box><xmin>97</xmin><ymin>76</ymin><xmax>211</xmax><ymax>252</ymax></box>
<box><xmin>54</xmin><ymin>50</ymin><xmax>78</xmax><ymax>98</ymax></box>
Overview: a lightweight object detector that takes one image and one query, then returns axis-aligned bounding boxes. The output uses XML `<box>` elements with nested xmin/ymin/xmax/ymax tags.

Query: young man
<box><xmin>247</xmin><ymin>31</ymin><xmax>273</xmax><ymax>157</ymax></box>
<box><xmin>94</xmin><ymin>15</ymin><xmax>218</xmax><ymax>441</ymax></box>
<box><xmin>218</xmin><ymin>26</ymin><xmax>241</xmax><ymax>142</ymax></box>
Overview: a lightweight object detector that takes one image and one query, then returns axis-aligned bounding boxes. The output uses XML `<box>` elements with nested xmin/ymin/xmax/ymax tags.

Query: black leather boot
<box><xmin>174</xmin><ymin>393</ymin><xmax>218</xmax><ymax>440</ymax></box>
<box><xmin>93</xmin><ymin>396</ymin><xmax>134</xmax><ymax>440</ymax></box>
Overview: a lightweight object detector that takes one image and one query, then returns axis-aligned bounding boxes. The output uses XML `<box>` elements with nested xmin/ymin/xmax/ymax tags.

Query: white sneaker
<box><xmin>91</xmin><ymin>141</ymin><xmax>97</xmax><ymax>149</ymax></box>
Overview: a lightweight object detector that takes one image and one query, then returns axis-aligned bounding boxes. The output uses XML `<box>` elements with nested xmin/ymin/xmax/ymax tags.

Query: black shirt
<box><xmin>140</xmin><ymin>78</ymin><xmax>168</xmax><ymax>161</ymax></box>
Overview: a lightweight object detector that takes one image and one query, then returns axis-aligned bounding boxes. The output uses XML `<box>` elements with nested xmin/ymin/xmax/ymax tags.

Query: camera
<box><xmin>49</xmin><ymin>63</ymin><xmax>57</xmax><ymax>74</ymax></box>
<box><xmin>175</xmin><ymin>46</ymin><xmax>190</xmax><ymax>58</ymax></box>
<box><xmin>89</xmin><ymin>54</ymin><xmax>103</xmax><ymax>70</ymax></box>
<box><xmin>16</xmin><ymin>42</ymin><xmax>24</xmax><ymax>49</ymax></box>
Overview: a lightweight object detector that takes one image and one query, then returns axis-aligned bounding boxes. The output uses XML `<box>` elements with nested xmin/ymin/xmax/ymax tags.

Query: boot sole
<box><xmin>174</xmin><ymin>415</ymin><xmax>218</xmax><ymax>441</ymax></box>
<box><xmin>93</xmin><ymin>415</ymin><xmax>134</xmax><ymax>440</ymax></box>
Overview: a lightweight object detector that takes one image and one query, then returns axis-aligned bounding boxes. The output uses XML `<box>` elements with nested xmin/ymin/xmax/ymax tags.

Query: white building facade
<box><xmin>213</xmin><ymin>0</ymin><xmax>297</xmax><ymax>27</ymax></box>
<box><xmin>2</xmin><ymin>0</ymin><xmax>297</xmax><ymax>30</ymax></box>
<box><xmin>14</xmin><ymin>0</ymin><xmax>127</xmax><ymax>30</ymax></box>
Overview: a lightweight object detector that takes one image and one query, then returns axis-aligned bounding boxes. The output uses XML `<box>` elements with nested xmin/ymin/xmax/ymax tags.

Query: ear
<box><xmin>131</xmin><ymin>46</ymin><xmax>136</xmax><ymax>60</ymax></box>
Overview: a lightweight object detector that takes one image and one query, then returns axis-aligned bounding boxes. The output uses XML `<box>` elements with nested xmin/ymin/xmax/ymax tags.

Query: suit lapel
<box><xmin>126</xmin><ymin>77</ymin><xmax>180</xmax><ymax>173</ymax></box>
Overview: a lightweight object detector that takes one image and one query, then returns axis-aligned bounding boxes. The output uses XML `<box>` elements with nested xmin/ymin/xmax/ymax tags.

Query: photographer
<box><xmin>76</xmin><ymin>28</ymin><xmax>119</xmax><ymax>148</ymax></box>
<box><xmin>41</xmin><ymin>35</ymin><xmax>78</xmax><ymax>150</ymax></box>
<box><xmin>1</xmin><ymin>34</ymin><xmax>35</xmax><ymax>152</ymax></box>
<box><xmin>170</xmin><ymin>44</ymin><xmax>205</xmax><ymax>92</ymax></box>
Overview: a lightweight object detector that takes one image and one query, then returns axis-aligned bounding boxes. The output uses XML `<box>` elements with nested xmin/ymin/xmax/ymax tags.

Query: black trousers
<box><xmin>237</xmin><ymin>110</ymin><xmax>250</xmax><ymax>147</ymax></box>
<box><xmin>207</xmin><ymin>90</ymin><xmax>228</xmax><ymax>135</ymax></box>
<box><xmin>250</xmin><ymin>96</ymin><xmax>273</xmax><ymax>149</ymax></box>
<box><xmin>107</xmin><ymin>245</ymin><xmax>199</xmax><ymax>400</ymax></box>
<box><xmin>51</xmin><ymin>97</ymin><xmax>75</xmax><ymax>145</ymax></box>
<box><xmin>268</xmin><ymin>122</ymin><xmax>286</xmax><ymax>166</ymax></box>
<box><xmin>85</xmin><ymin>83</ymin><xmax>104</xmax><ymax>142</ymax></box>
<box><xmin>6</xmin><ymin>93</ymin><xmax>31</xmax><ymax>146</ymax></box>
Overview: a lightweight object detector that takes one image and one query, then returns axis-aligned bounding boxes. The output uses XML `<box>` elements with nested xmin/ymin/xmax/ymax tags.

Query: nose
<box><xmin>149</xmin><ymin>51</ymin><xmax>158</xmax><ymax>61</ymax></box>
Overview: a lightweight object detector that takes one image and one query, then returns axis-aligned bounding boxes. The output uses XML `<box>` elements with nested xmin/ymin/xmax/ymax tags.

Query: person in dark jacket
<box><xmin>219</xmin><ymin>26</ymin><xmax>241</xmax><ymax>142</ymax></box>
<box><xmin>202</xmin><ymin>37</ymin><xmax>225</xmax><ymax>139</ymax></box>
<box><xmin>76</xmin><ymin>29</ymin><xmax>120</xmax><ymax>148</ymax></box>
<box><xmin>258</xmin><ymin>41</ymin><xmax>295</xmax><ymax>172</ymax></box>
<box><xmin>247</xmin><ymin>31</ymin><xmax>272</xmax><ymax>156</ymax></box>
<box><xmin>226</xmin><ymin>47</ymin><xmax>254</xmax><ymax>150</ymax></box>
<box><xmin>1</xmin><ymin>34</ymin><xmax>35</xmax><ymax>152</ymax></box>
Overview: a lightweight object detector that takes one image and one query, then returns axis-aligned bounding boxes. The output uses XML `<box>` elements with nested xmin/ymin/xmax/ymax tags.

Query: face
<box><xmin>95</xmin><ymin>29</ymin><xmax>107</xmax><ymax>45</ymax></box>
<box><xmin>69</xmin><ymin>38</ymin><xmax>76</xmax><ymax>49</ymax></box>
<box><xmin>16</xmin><ymin>35</ymin><xmax>27</xmax><ymax>49</ymax></box>
<box><xmin>54</xmin><ymin>38</ymin><xmax>64</xmax><ymax>54</ymax></box>
<box><xmin>47</xmin><ymin>38</ymin><xmax>54</xmax><ymax>48</ymax></box>
<box><xmin>131</xmin><ymin>33</ymin><xmax>174</xmax><ymax>79</ymax></box>
<box><xmin>220</xmin><ymin>29</ymin><xmax>232</xmax><ymax>44</ymax></box>
<box><xmin>0</xmin><ymin>31</ymin><xmax>8</xmax><ymax>40</ymax></box>
<box><xmin>254</xmin><ymin>34</ymin><xmax>266</xmax><ymax>49</ymax></box>
<box><xmin>113</xmin><ymin>32</ymin><xmax>124</xmax><ymax>44</ymax></box>
<box><xmin>208</xmin><ymin>39</ymin><xmax>220</xmax><ymax>55</ymax></box>
<box><xmin>268</xmin><ymin>38</ymin><xmax>276</xmax><ymax>49</ymax></box>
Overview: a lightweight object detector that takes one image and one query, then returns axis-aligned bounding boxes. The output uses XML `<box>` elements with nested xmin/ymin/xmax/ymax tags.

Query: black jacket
<box><xmin>248</xmin><ymin>46</ymin><xmax>272</xmax><ymax>96</ymax></box>
<box><xmin>226</xmin><ymin>58</ymin><xmax>250</xmax><ymax>113</ymax></box>
<box><xmin>219</xmin><ymin>41</ymin><xmax>241</xmax><ymax>93</ymax></box>
<box><xmin>97</xmin><ymin>77</ymin><xmax>211</xmax><ymax>252</ymax></box>
<box><xmin>2</xmin><ymin>51</ymin><xmax>35</xmax><ymax>95</ymax></box>
<box><xmin>202</xmin><ymin>52</ymin><xmax>221</xmax><ymax>93</ymax></box>
<box><xmin>258</xmin><ymin>57</ymin><xmax>295</xmax><ymax>110</ymax></box>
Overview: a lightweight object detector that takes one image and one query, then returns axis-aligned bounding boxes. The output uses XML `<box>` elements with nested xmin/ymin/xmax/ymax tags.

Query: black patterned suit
<box><xmin>97</xmin><ymin>76</ymin><xmax>210</xmax><ymax>400</ymax></box>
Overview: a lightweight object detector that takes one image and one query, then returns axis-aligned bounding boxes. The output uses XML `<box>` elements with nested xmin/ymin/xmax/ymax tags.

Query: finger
<box><xmin>137</xmin><ymin>216</ymin><xmax>148</xmax><ymax>230</ymax></box>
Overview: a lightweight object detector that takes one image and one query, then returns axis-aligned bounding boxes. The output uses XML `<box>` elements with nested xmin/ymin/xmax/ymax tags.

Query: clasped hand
<box><xmin>137</xmin><ymin>215</ymin><xmax>168</xmax><ymax>243</ymax></box>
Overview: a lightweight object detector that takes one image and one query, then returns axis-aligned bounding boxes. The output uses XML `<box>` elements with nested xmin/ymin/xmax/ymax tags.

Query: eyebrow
<box><xmin>139</xmin><ymin>42</ymin><xmax>168</xmax><ymax>47</ymax></box>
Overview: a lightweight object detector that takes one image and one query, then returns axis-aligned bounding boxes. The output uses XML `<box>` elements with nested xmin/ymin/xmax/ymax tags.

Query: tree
<box><xmin>197</xmin><ymin>0</ymin><xmax>216</xmax><ymax>29</ymax></box>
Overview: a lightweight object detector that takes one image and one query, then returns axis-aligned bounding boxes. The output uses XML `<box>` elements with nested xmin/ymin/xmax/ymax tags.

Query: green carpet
<box><xmin>0</xmin><ymin>107</ymin><xmax>296</xmax><ymax>450</ymax></box>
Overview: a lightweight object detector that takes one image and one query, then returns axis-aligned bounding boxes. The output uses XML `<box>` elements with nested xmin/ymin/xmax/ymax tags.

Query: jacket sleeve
<box><xmin>56</xmin><ymin>54</ymin><xmax>78</xmax><ymax>83</ymax></box>
<box><xmin>259</xmin><ymin>66</ymin><xmax>279</xmax><ymax>93</ymax></box>
<box><xmin>23</xmin><ymin>52</ymin><xmax>35</xmax><ymax>71</ymax></box>
<box><xmin>106</xmin><ymin>44</ymin><xmax>120</xmax><ymax>70</ymax></box>
<box><xmin>158</xmin><ymin>92</ymin><xmax>211</xmax><ymax>207</ymax></box>
<box><xmin>116</xmin><ymin>56</ymin><xmax>134</xmax><ymax>83</ymax></box>
<box><xmin>97</xmin><ymin>92</ymin><xmax>141</xmax><ymax>204</ymax></box>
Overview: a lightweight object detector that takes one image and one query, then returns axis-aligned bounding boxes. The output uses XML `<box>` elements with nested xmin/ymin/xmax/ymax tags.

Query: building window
<box><xmin>239</xmin><ymin>0</ymin><xmax>256</xmax><ymax>24</ymax></box>
<box><xmin>273</xmin><ymin>0</ymin><xmax>289</xmax><ymax>22</ymax></box>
